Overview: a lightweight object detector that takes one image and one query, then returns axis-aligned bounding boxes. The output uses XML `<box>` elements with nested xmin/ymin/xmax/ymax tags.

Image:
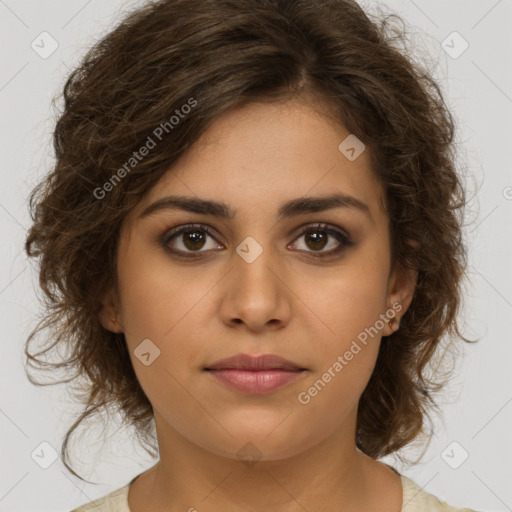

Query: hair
<box><xmin>24</xmin><ymin>0</ymin><xmax>476</xmax><ymax>482</ymax></box>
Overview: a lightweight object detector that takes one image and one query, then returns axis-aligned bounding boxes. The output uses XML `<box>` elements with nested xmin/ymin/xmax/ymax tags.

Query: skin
<box><xmin>99</xmin><ymin>96</ymin><xmax>417</xmax><ymax>512</ymax></box>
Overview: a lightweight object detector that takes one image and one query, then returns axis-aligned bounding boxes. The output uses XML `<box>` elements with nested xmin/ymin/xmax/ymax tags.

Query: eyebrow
<box><xmin>139</xmin><ymin>193</ymin><xmax>373</xmax><ymax>222</ymax></box>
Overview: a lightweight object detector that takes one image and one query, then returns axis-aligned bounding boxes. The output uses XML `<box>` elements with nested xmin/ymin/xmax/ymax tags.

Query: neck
<box><xmin>128</xmin><ymin>410</ymin><xmax>402</xmax><ymax>512</ymax></box>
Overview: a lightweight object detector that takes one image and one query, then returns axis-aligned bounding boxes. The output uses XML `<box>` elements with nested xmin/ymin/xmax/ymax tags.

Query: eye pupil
<box><xmin>183</xmin><ymin>229</ymin><xmax>206</xmax><ymax>250</ymax></box>
<box><xmin>305</xmin><ymin>231</ymin><xmax>328</xmax><ymax>251</ymax></box>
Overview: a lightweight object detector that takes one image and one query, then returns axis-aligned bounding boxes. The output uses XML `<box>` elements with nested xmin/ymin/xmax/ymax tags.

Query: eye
<box><xmin>161</xmin><ymin>222</ymin><xmax>353</xmax><ymax>258</ymax></box>
<box><xmin>162</xmin><ymin>223</ymin><xmax>223</xmax><ymax>254</ymax></box>
<box><xmin>288</xmin><ymin>223</ymin><xmax>353</xmax><ymax>257</ymax></box>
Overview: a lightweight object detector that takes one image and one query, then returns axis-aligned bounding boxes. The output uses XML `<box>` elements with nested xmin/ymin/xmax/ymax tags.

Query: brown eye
<box><xmin>303</xmin><ymin>231</ymin><xmax>329</xmax><ymax>251</ymax></box>
<box><xmin>176</xmin><ymin>229</ymin><xmax>208</xmax><ymax>251</ymax></box>
<box><xmin>289</xmin><ymin>223</ymin><xmax>353</xmax><ymax>257</ymax></box>
<box><xmin>163</xmin><ymin>224</ymin><xmax>223</xmax><ymax>253</ymax></box>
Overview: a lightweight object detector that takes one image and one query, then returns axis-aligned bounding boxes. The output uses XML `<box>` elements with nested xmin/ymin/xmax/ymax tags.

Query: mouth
<box><xmin>204</xmin><ymin>353</ymin><xmax>307</xmax><ymax>372</ymax></box>
<box><xmin>204</xmin><ymin>353</ymin><xmax>308</xmax><ymax>394</ymax></box>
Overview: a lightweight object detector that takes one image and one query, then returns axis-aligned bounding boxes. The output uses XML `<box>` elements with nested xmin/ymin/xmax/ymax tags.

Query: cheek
<box><xmin>294</xmin><ymin>269</ymin><xmax>388</xmax><ymax>417</ymax></box>
<box><xmin>115</xmin><ymin>251</ymin><xmax>209</xmax><ymax>414</ymax></box>
<box><xmin>117</xmin><ymin>235</ymin><xmax>207</xmax><ymax>341</ymax></box>
<box><xmin>116</xmin><ymin>241</ymin><xmax>220</xmax><ymax>391</ymax></box>
<box><xmin>291</xmin><ymin>256</ymin><xmax>390</xmax><ymax>414</ymax></box>
<box><xmin>298</xmin><ymin>258</ymin><xmax>389</xmax><ymax>356</ymax></box>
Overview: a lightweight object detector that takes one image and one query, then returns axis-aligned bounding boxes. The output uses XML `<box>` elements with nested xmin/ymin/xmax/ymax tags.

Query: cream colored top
<box><xmin>70</xmin><ymin>474</ymin><xmax>480</xmax><ymax>511</ymax></box>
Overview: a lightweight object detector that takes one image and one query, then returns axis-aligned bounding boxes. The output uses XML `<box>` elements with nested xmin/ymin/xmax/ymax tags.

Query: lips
<box><xmin>204</xmin><ymin>353</ymin><xmax>306</xmax><ymax>371</ymax></box>
<box><xmin>204</xmin><ymin>353</ymin><xmax>308</xmax><ymax>394</ymax></box>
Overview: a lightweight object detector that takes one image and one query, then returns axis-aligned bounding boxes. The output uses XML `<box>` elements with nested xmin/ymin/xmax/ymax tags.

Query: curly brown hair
<box><xmin>24</xmin><ymin>0</ymin><xmax>475</xmax><ymax>482</ymax></box>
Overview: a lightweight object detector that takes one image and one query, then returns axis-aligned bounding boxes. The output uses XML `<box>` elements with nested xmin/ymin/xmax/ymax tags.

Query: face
<box><xmin>100</xmin><ymin>98</ymin><xmax>416</xmax><ymax>462</ymax></box>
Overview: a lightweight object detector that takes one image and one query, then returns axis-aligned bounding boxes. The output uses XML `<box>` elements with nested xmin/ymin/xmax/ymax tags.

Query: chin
<box><xmin>195</xmin><ymin>424</ymin><xmax>318</xmax><ymax>463</ymax></box>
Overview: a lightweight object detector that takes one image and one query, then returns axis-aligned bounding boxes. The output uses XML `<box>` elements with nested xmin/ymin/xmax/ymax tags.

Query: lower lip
<box><xmin>206</xmin><ymin>369</ymin><xmax>305</xmax><ymax>394</ymax></box>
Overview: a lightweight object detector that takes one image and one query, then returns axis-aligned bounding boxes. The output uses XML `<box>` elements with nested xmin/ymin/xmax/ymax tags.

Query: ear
<box><xmin>382</xmin><ymin>260</ymin><xmax>418</xmax><ymax>337</ymax></box>
<box><xmin>98</xmin><ymin>285</ymin><xmax>123</xmax><ymax>333</ymax></box>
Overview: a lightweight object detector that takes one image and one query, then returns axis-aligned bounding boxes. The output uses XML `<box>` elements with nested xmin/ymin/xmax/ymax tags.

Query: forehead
<box><xmin>129</xmin><ymin>99</ymin><xmax>386</xmax><ymax>223</ymax></box>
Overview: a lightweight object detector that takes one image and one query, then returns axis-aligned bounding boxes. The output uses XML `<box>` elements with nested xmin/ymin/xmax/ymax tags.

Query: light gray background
<box><xmin>1</xmin><ymin>0</ymin><xmax>511</xmax><ymax>511</ymax></box>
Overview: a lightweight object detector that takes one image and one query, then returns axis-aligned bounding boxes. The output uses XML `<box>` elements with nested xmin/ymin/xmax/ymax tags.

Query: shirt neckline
<box><xmin>120</xmin><ymin>471</ymin><xmax>421</xmax><ymax>512</ymax></box>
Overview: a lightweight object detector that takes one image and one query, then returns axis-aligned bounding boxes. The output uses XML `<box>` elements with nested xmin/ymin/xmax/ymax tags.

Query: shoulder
<box><xmin>401</xmin><ymin>475</ymin><xmax>481</xmax><ymax>512</ymax></box>
<box><xmin>69</xmin><ymin>482</ymin><xmax>131</xmax><ymax>512</ymax></box>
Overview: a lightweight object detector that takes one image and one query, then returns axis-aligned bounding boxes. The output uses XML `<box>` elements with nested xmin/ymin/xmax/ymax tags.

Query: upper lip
<box><xmin>205</xmin><ymin>353</ymin><xmax>306</xmax><ymax>371</ymax></box>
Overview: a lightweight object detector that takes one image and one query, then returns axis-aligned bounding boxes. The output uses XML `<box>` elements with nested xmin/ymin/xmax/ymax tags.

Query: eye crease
<box><xmin>160</xmin><ymin>222</ymin><xmax>354</xmax><ymax>259</ymax></box>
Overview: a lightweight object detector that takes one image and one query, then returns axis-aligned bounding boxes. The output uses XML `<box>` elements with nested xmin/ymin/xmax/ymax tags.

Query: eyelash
<box><xmin>161</xmin><ymin>222</ymin><xmax>354</xmax><ymax>259</ymax></box>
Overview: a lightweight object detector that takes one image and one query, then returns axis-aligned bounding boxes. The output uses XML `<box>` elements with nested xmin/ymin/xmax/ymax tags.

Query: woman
<box><xmin>25</xmin><ymin>0</ymin><xmax>479</xmax><ymax>510</ymax></box>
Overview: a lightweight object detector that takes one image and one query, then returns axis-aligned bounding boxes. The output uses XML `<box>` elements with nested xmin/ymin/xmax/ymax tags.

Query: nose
<box><xmin>218</xmin><ymin>239</ymin><xmax>292</xmax><ymax>333</ymax></box>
